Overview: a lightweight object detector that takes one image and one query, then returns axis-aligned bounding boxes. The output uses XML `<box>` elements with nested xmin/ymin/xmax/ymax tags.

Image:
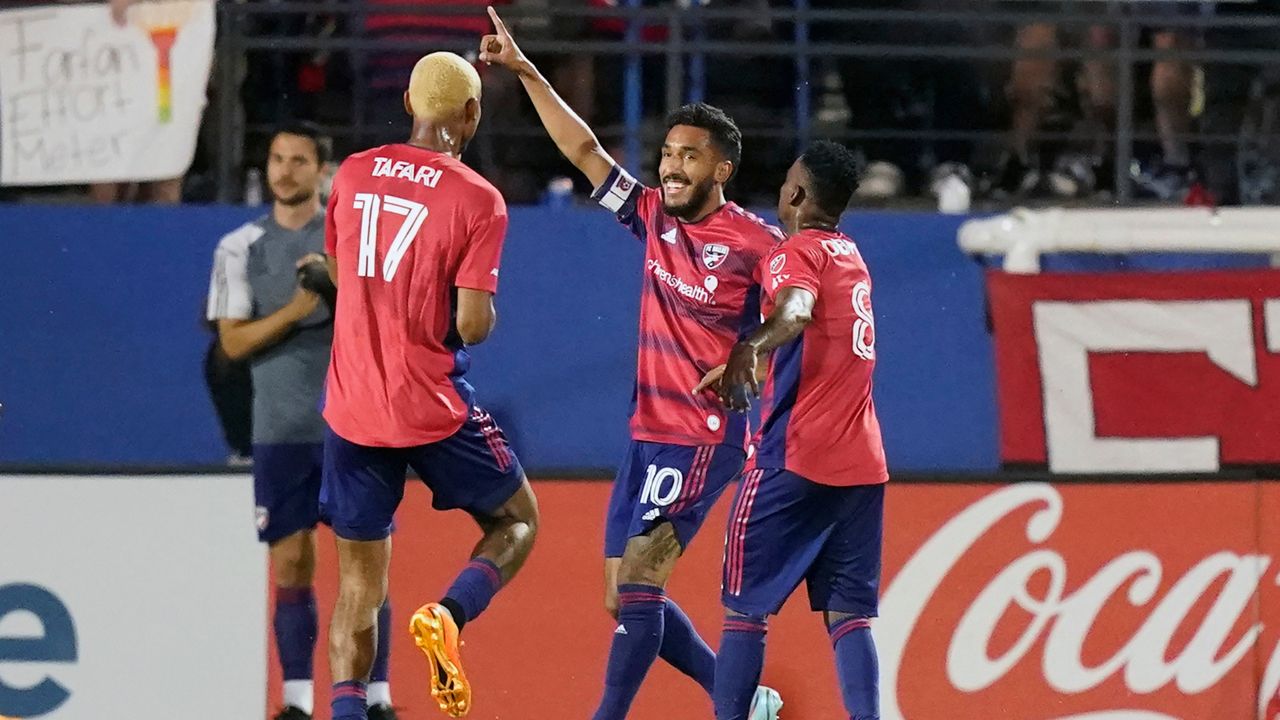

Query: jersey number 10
<box><xmin>352</xmin><ymin>193</ymin><xmax>429</xmax><ymax>281</ymax></box>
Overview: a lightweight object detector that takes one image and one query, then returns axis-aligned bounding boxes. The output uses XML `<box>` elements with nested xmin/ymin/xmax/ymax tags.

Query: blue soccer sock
<box><xmin>714</xmin><ymin>615</ymin><xmax>768</xmax><ymax>720</ymax></box>
<box><xmin>331</xmin><ymin>680</ymin><xmax>367</xmax><ymax>720</ymax></box>
<box><xmin>659</xmin><ymin>598</ymin><xmax>716</xmax><ymax>694</ymax></box>
<box><xmin>442</xmin><ymin>557</ymin><xmax>503</xmax><ymax>630</ymax></box>
<box><xmin>368</xmin><ymin>598</ymin><xmax>392</xmax><ymax>706</ymax></box>
<box><xmin>829</xmin><ymin>617</ymin><xmax>879</xmax><ymax>720</ymax></box>
<box><xmin>591</xmin><ymin>584</ymin><xmax>667</xmax><ymax>720</ymax></box>
<box><xmin>274</xmin><ymin>586</ymin><xmax>317</xmax><ymax>682</ymax></box>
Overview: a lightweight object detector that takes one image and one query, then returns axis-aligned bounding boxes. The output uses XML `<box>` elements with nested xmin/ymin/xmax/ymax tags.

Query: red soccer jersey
<box><xmin>753</xmin><ymin>228</ymin><xmax>888</xmax><ymax>486</ymax></box>
<box><xmin>592</xmin><ymin>166</ymin><xmax>782</xmax><ymax>448</ymax></box>
<box><xmin>323</xmin><ymin>144</ymin><xmax>507</xmax><ymax>447</ymax></box>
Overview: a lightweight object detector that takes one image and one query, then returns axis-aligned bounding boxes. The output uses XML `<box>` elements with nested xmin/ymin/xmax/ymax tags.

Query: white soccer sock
<box><xmin>367</xmin><ymin>681</ymin><xmax>392</xmax><ymax>707</ymax></box>
<box><xmin>282</xmin><ymin>679</ymin><xmax>314</xmax><ymax>714</ymax></box>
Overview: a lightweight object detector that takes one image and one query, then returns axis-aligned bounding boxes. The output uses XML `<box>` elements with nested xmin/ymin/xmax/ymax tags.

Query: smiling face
<box><xmin>658</xmin><ymin>124</ymin><xmax>731</xmax><ymax>221</ymax></box>
<box><xmin>266</xmin><ymin>132</ymin><xmax>322</xmax><ymax>207</ymax></box>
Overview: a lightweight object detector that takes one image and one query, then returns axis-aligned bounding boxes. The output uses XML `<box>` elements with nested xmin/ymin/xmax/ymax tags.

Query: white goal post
<box><xmin>957</xmin><ymin>207</ymin><xmax>1280</xmax><ymax>273</ymax></box>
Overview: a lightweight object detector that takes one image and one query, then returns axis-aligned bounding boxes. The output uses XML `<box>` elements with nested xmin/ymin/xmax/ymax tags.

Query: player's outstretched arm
<box><xmin>479</xmin><ymin>6</ymin><xmax>615</xmax><ymax>188</ymax></box>
<box><xmin>719</xmin><ymin>287</ymin><xmax>816</xmax><ymax>411</ymax></box>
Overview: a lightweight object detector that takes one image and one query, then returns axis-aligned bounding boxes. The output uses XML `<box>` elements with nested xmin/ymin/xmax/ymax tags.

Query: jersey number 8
<box><xmin>353</xmin><ymin>193</ymin><xmax>429</xmax><ymax>282</ymax></box>
<box><xmin>852</xmin><ymin>280</ymin><xmax>875</xmax><ymax>361</ymax></box>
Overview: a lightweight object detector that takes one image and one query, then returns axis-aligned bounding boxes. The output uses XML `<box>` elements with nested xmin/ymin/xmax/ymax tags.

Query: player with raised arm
<box><xmin>481</xmin><ymin>8</ymin><xmax>782</xmax><ymax>719</ymax></box>
<box><xmin>700</xmin><ymin>141</ymin><xmax>887</xmax><ymax>720</ymax></box>
<box><xmin>206</xmin><ymin>125</ymin><xmax>398</xmax><ymax>720</ymax></box>
<box><xmin>321</xmin><ymin>52</ymin><xmax>539</xmax><ymax>720</ymax></box>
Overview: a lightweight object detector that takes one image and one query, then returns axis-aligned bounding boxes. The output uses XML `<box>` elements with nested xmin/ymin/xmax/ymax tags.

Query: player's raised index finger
<box><xmin>487</xmin><ymin>6</ymin><xmax>511</xmax><ymax>37</ymax></box>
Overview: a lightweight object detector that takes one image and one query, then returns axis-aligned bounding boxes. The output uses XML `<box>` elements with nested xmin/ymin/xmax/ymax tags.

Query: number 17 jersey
<box><xmin>323</xmin><ymin>143</ymin><xmax>508</xmax><ymax>448</ymax></box>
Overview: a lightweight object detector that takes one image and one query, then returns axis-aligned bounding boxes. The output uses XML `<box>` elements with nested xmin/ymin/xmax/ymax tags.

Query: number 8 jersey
<box><xmin>754</xmin><ymin>228</ymin><xmax>888</xmax><ymax>487</ymax></box>
<box><xmin>323</xmin><ymin>144</ymin><xmax>508</xmax><ymax>447</ymax></box>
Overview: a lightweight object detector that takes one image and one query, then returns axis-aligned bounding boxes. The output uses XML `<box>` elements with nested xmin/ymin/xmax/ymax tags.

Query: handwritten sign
<box><xmin>0</xmin><ymin>0</ymin><xmax>214</xmax><ymax>185</ymax></box>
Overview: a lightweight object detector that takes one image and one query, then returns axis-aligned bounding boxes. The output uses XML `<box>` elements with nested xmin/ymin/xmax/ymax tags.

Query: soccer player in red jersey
<box><xmin>320</xmin><ymin>52</ymin><xmax>539</xmax><ymax>720</ymax></box>
<box><xmin>701</xmin><ymin>141</ymin><xmax>887</xmax><ymax>720</ymax></box>
<box><xmin>481</xmin><ymin>8</ymin><xmax>782</xmax><ymax>719</ymax></box>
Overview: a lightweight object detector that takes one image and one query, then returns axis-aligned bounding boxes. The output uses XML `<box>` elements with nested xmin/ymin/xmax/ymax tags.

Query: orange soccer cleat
<box><xmin>410</xmin><ymin>603</ymin><xmax>472</xmax><ymax>717</ymax></box>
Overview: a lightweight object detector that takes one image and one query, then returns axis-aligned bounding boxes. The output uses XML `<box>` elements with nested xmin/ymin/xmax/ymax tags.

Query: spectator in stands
<box><xmin>810</xmin><ymin>0</ymin><xmax>991</xmax><ymax>201</ymax></box>
<box><xmin>998</xmin><ymin>2</ymin><xmax>1198</xmax><ymax>200</ymax></box>
<box><xmin>701</xmin><ymin>0</ymin><xmax>795</xmax><ymax>202</ymax></box>
<box><xmin>359</xmin><ymin>0</ymin><xmax>519</xmax><ymax>188</ymax></box>
<box><xmin>1199</xmin><ymin>0</ymin><xmax>1280</xmax><ymax>205</ymax></box>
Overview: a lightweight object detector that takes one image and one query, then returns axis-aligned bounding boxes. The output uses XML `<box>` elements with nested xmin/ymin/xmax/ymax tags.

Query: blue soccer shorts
<box><xmin>604</xmin><ymin>440</ymin><xmax>746</xmax><ymax>558</ymax></box>
<box><xmin>723</xmin><ymin>468</ymin><xmax>884</xmax><ymax>618</ymax></box>
<box><xmin>320</xmin><ymin>406</ymin><xmax>525</xmax><ymax>542</ymax></box>
<box><xmin>253</xmin><ymin>442</ymin><xmax>324</xmax><ymax>544</ymax></box>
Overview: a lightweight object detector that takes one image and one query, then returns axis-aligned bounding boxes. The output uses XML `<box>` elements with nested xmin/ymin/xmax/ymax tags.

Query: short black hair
<box><xmin>799</xmin><ymin>140</ymin><xmax>860</xmax><ymax>217</ymax></box>
<box><xmin>665</xmin><ymin>102</ymin><xmax>742</xmax><ymax>171</ymax></box>
<box><xmin>271</xmin><ymin>122</ymin><xmax>331</xmax><ymax>165</ymax></box>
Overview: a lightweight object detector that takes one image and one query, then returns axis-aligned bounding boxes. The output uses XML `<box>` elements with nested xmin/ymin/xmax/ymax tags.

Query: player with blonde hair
<box><xmin>321</xmin><ymin>51</ymin><xmax>539</xmax><ymax>720</ymax></box>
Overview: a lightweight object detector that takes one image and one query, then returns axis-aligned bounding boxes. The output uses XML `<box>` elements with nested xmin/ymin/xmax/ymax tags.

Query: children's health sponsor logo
<box><xmin>647</xmin><ymin>259</ymin><xmax>713</xmax><ymax>304</ymax></box>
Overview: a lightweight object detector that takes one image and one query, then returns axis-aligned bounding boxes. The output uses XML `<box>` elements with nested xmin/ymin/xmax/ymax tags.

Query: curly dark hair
<box><xmin>799</xmin><ymin>140</ymin><xmax>860</xmax><ymax>216</ymax></box>
<box><xmin>665</xmin><ymin>102</ymin><xmax>742</xmax><ymax>171</ymax></box>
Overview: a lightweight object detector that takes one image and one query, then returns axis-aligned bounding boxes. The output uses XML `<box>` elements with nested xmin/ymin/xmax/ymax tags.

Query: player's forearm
<box><xmin>742</xmin><ymin>311</ymin><xmax>811</xmax><ymax>357</ymax></box>
<box><xmin>743</xmin><ymin>289</ymin><xmax>816</xmax><ymax>356</ymax></box>
<box><xmin>513</xmin><ymin>60</ymin><xmax>610</xmax><ymax>182</ymax></box>
<box><xmin>219</xmin><ymin>307</ymin><xmax>306</xmax><ymax>360</ymax></box>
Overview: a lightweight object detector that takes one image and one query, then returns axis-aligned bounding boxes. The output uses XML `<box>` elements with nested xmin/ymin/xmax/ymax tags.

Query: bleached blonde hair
<box><xmin>407</xmin><ymin>52</ymin><xmax>482</xmax><ymax>121</ymax></box>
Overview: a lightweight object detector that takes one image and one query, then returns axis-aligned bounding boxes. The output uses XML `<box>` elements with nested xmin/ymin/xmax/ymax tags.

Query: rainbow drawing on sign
<box><xmin>131</xmin><ymin>1</ymin><xmax>198</xmax><ymax>123</ymax></box>
<box><xmin>148</xmin><ymin>26</ymin><xmax>177</xmax><ymax>122</ymax></box>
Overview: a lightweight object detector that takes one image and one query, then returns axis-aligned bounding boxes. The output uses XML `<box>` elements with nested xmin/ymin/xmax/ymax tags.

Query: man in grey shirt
<box><xmin>206</xmin><ymin>125</ymin><xmax>396</xmax><ymax>720</ymax></box>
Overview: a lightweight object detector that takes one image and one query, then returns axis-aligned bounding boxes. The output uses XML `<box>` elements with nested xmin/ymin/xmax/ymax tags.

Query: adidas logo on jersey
<box><xmin>642</xmin><ymin>508</ymin><xmax>661</xmax><ymax>521</ymax></box>
<box><xmin>615</xmin><ymin>625</ymin><xmax>628</xmax><ymax>635</ymax></box>
<box><xmin>661</xmin><ymin>228</ymin><xmax>678</xmax><ymax>245</ymax></box>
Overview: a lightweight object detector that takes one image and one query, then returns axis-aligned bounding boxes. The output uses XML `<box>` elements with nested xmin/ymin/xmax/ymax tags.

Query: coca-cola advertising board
<box><xmin>245</xmin><ymin>480</ymin><xmax>1277</xmax><ymax>720</ymax></box>
<box><xmin>882</xmin><ymin>480</ymin><xmax>1278</xmax><ymax>720</ymax></box>
<box><xmin>988</xmin><ymin>269</ymin><xmax>1280</xmax><ymax>474</ymax></box>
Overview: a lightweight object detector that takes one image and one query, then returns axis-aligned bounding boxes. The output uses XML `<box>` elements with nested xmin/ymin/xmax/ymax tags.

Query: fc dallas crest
<box><xmin>702</xmin><ymin>243</ymin><xmax>729</xmax><ymax>270</ymax></box>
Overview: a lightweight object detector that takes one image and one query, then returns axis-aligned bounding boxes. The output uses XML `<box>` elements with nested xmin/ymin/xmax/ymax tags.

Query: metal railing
<box><xmin>213</xmin><ymin>1</ymin><xmax>1280</xmax><ymax>204</ymax></box>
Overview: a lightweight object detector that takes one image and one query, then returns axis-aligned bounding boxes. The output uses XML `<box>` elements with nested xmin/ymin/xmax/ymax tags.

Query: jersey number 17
<box><xmin>352</xmin><ymin>193</ymin><xmax>429</xmax><ymax>282</ymax></box>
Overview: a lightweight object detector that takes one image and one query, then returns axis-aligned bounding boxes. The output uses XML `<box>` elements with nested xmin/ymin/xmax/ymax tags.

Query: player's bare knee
<box><xmin>617</xmin><ymin>524</ymin><xmax>682</xmax><ymax>586</ymax></box>
<box><xmin>270</xmin><ymin>531</ymin><xmax>316</xmax><ymax>587</ymax></box>
<box><xmin>488</xmin><ymin>479</ymin><xmax>539</xmax><ymax>542</ymax></box>
<box><xmin>337</xmin><ymin>572</ymin><xmax>387</xmax><ymax>611</ymax></box>
<box><xmin>824</xmin><ymin>610</ymin><xmax>865</xmax><ymax>629</ymax></box>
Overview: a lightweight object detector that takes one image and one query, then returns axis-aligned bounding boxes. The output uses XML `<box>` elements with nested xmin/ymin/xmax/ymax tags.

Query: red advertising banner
<box><xmin>270</xmin><ymin>480</ymin><xmax>1280</xmax><ymax>720</ymax></box>
<box><xmin>988</xmin><ymin>269</ymin><xmax>1280</xmax><ymax>473</ymax></box>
